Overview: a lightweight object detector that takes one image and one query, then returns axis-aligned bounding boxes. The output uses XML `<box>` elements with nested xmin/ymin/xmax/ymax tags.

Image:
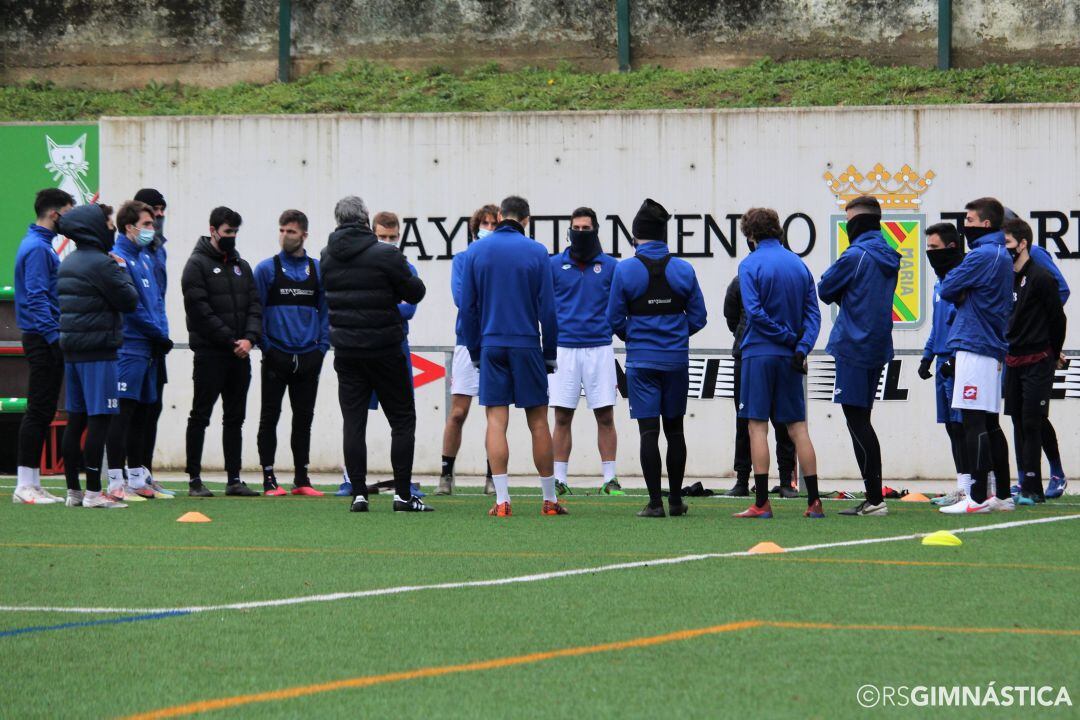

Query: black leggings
<box><xmin>842</xmin><ymin>404</ymin><xmax>882</xmax><ymax>505</ymax></box>
<box><xmin>962</xmin><ymin>409</ymin><xmax>1011</xmax><ymax>503</ymax></box>
<box><xmin>106</xmin><ymin>399</ymin><xmax>146</xmax><ymax>474</ymax></box>
<box><xmin>637</xmin><ymin>416</ymin><xmax>687</xmax><ymax>506</ymax></box>
<box><xmin>63</xmin><ymin>413</ymin><xmax>111</xmax><ymax>492</ymax></box>
<box><xmin>945</xmin><ymin>421</ymin><xmax>967</xmax><ymax>476</ymax></box>
<box><xmin>1012</xmin><ymin>411</ymin><xmax>1046</xmax><ymax>498</ymax></box>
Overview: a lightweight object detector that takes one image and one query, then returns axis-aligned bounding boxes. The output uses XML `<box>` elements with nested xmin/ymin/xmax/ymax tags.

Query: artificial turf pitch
<box><xmin>1</xmin><ymin>482</ymin><xmax>1078</xmax><ymax>719</ymax></box>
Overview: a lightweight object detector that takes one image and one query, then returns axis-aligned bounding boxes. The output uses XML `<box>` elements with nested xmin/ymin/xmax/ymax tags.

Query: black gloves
<box><xmin>545</xmin><ymin>359</ymin><xmax>558</xmax><ymax>375</ymax></box>
<box><xmin>939</xmin><ymin>358</ymin><xmax>955</xmax><ymax>378</ymax></box>
<box><xmin>155</xmin><ymin>338</ymin><xmax>175</xmax><ymax>356</ymax></box>
<box><xmin>918</xmin><ymin>358</ymin><xmax>933</xmax><ymax>380</ymax></box>
<box><xmin>791</xmin><ymin>351</ymin><xmax>807</xmax><ymax>375</ymax></box>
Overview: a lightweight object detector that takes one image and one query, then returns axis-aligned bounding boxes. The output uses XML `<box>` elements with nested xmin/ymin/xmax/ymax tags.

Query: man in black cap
<box><xmin>606</xmin><ymin>199</ymin><xmax>707</xmax><ymax>517</ymax></box>
<box><xmin>130</xmin><ymin>187</ymin><xmax>174</xmax><ymax>497</ymax></box>
<box><xmin>181</xmin><ymin>206</ymin><xmax>262</xmax><ymax>497</ymax></box>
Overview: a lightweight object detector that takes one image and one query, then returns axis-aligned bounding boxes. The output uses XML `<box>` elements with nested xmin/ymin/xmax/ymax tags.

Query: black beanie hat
<box><xmin>631</xmin><ymin>198</ymin><xmax>670</xmax><ymax>242</ymax></box>
<box><xmin>134</xmin><ymin>188</ymin><xmax>166</xmax><ymax>209</ymax></box>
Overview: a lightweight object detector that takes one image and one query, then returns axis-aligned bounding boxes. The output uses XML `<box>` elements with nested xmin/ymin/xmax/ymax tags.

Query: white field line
<box><xmin>1</xmin><ymin>513</ymin><xmax>1077</xmax><ymax>616</ymax></box>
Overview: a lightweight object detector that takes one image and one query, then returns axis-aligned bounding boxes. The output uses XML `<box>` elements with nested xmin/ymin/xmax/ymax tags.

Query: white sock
<box><xmin>541</xmin><ymin>475</ymin><xmax>558</xmax><ymax>503</ymax></box>
<box><xmin>128</xmin><ymin>467</ymin><xmax>146</xmax><ymax>489</ymax></box>
<box><xmin>16</xmin><ymin>466</ymin><xmax>35</xmax><ymax>489</ymax></box>
<box><xmin>343</xmin><ymin>468</ymin><xmax>350</xmax><ymax>483</ymax></box>
<box><xmin>85</xmin><ymin>490</ymin><xmax>101</xmax><ymax>500</ymax></box>
<box><xmin>957</xmin><ymin>473</ymin><xmax>972</xmax><ymax>494</ymax></box>
<box><xmin>107</xmin><ymin>468</ymin><xmax>125</xmax><ymax>493</ymax></box>
<box><xmin>492</xmin><ymin>474</ymin><xmax>511</xmax><ymax>504</ymax></box>
<box><xmin>553</xmin><ymin>461</ymin><xmax>568</xmax><ymax>484</ymax></box>
<box><xmin>601</xmin><ymin>461</ymin><xmax>617</xmax><ymax>482</ymax></box>
<box><xmin>33</xmin><ymin>467</ymin><xmax>42</xmax><ymax>488</ymax></box>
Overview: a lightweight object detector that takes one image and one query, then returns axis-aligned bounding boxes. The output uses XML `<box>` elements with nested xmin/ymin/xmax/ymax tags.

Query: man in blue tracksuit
<box><xmin>366</xmin><ymin>211</ymin><xmax>424</xmax><ymax>498</ymax></box>
<box><xmin>549</xmin><ymin>206</ymin><xmax>621</xmax><ymax>497</ymax></box>
<box><xmin>1003</xmin><ymin>207</ymin><xmax>1070</xmax><ymax>498</ymax></box>
<box><xmin>920</xmin><ymin>223</ymin><xmax>969</xmax><ymax>507</ymax></box>
<box><xmin>13</xmin><ymin>188</ymin><xmax>74</xmax><ymax>505</ymax></box>
<box><xmin>732</xmin><ymin>208</ymin><xmax>823</xmax><ymax>520</ymax></box>
<box><xmin>459</xmin><ymin>195</ymin><xmax>563</xmax><ymax>517</ymax></box>
<box><xmin>939</xmin><ymin>197</ymin><xmax>1015</xmax><ymax>514</ymax></box>
<box><xmin>254</xmin><ymin>209</ymin><xmax>330</xmax><ymax>496</ymax></box>
<box><xmin>606</xmin><ymin>199</ymin><xmax>707</xmax><ymax>518</ymax></box>
<box><xmin>105</xmin><ymin>200</ymin><xmax>171</xmax><ymax>501</ymax></box>
<box><xmin>818</xmin><ymin>195</ymin><xmax>900</xmax><ymax>517</ymax></box>
<box><xmin>132</xmin><ymin>188</ymin><xmax>174</xmax><ymax>496</ymax></box>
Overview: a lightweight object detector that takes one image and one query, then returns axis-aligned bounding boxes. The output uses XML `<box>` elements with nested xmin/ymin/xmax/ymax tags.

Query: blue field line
<box><xmin>0</xmin><ymin>610</ymin><xmax>191</xmax><ymax>638</ymax></box>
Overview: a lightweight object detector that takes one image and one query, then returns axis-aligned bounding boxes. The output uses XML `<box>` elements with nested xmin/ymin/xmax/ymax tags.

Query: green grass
<box><xmin>2</xmin><ymin>483</ymin><xmax>1079</xmax><ymax>718</ymax></box>
<box><xmin>4</xmin><ymin>59</ymin><xmax>1080</xmax><ymax>121</ymax></box>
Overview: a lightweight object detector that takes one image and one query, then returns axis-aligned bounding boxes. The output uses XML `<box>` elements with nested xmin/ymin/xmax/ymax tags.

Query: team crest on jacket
<box><xmin>562</xmin><ymin>263</ymin><xmax>571</xmax><ymax>270</ymax></box>
<box><xmin>593</xmin><ymin>263</ymin><xmax>602</xmax><ymax>273</ymax></box>
<box><xmin>233</xmin><ymin>265</ymin><xmax>242</xmax><ymax>276</ymax></box>
<box><xmin>213</xmin><ymin>267</ymin><xmax>222</xmax><ymax>274</ymax></box>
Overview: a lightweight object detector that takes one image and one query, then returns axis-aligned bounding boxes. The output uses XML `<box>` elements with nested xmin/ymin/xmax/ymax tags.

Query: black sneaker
<box><xmin>838</xmin><ymin>500</ymin><xmax>888</xmax><ymax>516</ymax></box>
<box><xmin>349</xmin><ymin>496</ymin><xmax>369</xmax><ymax>512</ymax></box>
<box><xmin>225</xmin><ymin>482</ymin><xmax>260</xmax><ymax>497</ymax></box>
<box><xmin>188</xmin><ymin>481</ymin><xmax>214</xmax><ymax>498</ymax></box>
<box><xmin>778</xmin><ymin>485</ymin><xmax>800</xmax><ymax>499</ymax></box>
<box><xmin>636</xmin><ymin>503</ymin><xmax>666</xmax><ymax>518</ymax></box>
<box><xmin>668</xmin><ymin>502</ymin><xmax>689</xmax><ymax>517</ymax></box>
<box><xmin>723</xmin><ymin>484</ymin><xmax>749</xmax><ymax>497</ymax></box>
<box><xmin>393</xmin><ymin>495</ymin><xmax>434</xmax><ymax>512</ymax></box>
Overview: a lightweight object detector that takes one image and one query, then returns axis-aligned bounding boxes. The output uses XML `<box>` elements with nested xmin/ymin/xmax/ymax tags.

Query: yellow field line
<box><xmin>118</xmin><ymin>620</ymin><xmax>763</xmax><ymax>719</ymax></box>
<box><xmin>755</xmin><ymin>556</ymin><xmax>1080</xmax><ymax>573</ymax></box>
<box><xmin>118</xmin><ymin>618</ymin><xmax>1080</xmax><ymax>719</ymax></box>
<box><xmin>0</xmin><ymin>541</ymin><xmax>669</xmax><ymax>561</ymax></box>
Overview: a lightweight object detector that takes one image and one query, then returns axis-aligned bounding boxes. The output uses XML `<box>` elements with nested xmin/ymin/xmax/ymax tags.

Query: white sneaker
<box><xmin>987</xmin><ymin>496</ymin><xmax>1015</xmax><ymax>512</ymax></box>
<box><xmin>66</xmin><ymin>490</ymin><xmax>85</xmax><ymax>507</ymax></box>
<box><xmin>12</xmin><ymin>486</ymin><xmax>58</xmax><ymax>505</ymax></box>
<box><xmin>82</xmin><ymin>492</ymin><xmax>127</xmax><ymax>509</ymax></box>
<box><xmin>107</xmin><ymin>486</ymin><xmax>144</xmax><ymax>503</ymax></box>
<box><xmin>939</xmin><ymin>497</ymin><xmax>992</xmax><ymax>514</ymax></box>
<box><xmin>931</xmin><ymin>490</ymin><xmax>965</xmax><ymax>507</ymax></box>
<box><xmin>35</xmin><ymin>486</ymin><xmax>64</xmax><ymax>503</ymax></box>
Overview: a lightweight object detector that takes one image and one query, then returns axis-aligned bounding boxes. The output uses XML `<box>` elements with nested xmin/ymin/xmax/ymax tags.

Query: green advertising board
<box><xmin>0</xmin><ymin>123</ymin><xmax>99</xmax><ymax>286</ymax></box>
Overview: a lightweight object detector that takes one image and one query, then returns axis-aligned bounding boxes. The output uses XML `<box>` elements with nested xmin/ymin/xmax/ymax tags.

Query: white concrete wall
<box><xmin>99</xmin><ymin>106</ymin><xmax>1080</xmax><ymax>479</ymax></box>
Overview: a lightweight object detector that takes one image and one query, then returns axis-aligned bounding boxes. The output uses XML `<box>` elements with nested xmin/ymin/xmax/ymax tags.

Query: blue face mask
<box><xmin>476</xmin><ymin>228</ymin><xmax>493</xmax><ymax>239</ymax></box>
<box><xmin>137</xmin><ymin>228</ymin><xmax>156</xmax><ymax>247</ymax></box>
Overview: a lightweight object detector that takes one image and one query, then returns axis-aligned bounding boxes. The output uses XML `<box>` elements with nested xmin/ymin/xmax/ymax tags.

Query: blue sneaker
<box><xmin>411</xmin><ymin>483</ymin><xmax>426</xmax><ymax>498</ymax></box>
<box><xmin>1016</xmin><ymin>493</ymin><xmax>1037</xmax><ymax>506</ymax></box>
<box><xmin>1010</xmin><ymin>482</ymin><xmax>1022</xmax><ymax>496</ymax></box>
<box><xmin>1046</xmin><ymin>476</ymin><xmax>1068</xmax><ymax>499</ymax></box>
<box><xmin>335</xmin><ymin>481</ymin><xmax>353</xmax><ymax>497</ymax></box>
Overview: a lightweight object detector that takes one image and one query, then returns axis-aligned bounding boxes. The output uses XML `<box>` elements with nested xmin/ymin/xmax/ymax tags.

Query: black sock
<box><xmin>442</xmin><ymin>455</ymin><xmax>455</xmax><ymax>477</ymax></box>
<box><xmin>735</xmin><ymin>473</ymin><xmax>750</xmax><ymax>489</ymax></box>
<box><xmin>189</xmin><ymin>476</ymin><xmax>202</xmax><ymax>487</ymax></box>
<box><xmin>638</xmin><ymin>418</ymin><xmax>663</xmax><ymax>507</ymax></box>
<box><xmin>262</xmin><ymin>465</ymin><xmax>277</xmax><ymax>487</ymax></box>
<box><xmin>754</xmin><ymin>473</ymin><xmax>770</xmax><ymax>508</ymax></box>
<box><xmin>485</xmin><ymin>459</ymin><xmax>492</xmax><ymax>480</ymax></box>
<box><xmin>804</xmin><ymin>474</ymin><xmax>820</xmax><ymax>504</ymax></box>
<box><xmin>294</xmin><ymin>467</ymin><xmax>310</xmax><ymax>487</ymax></box>
<box><xmin>663</xmin><ymin>417</ymin><xmax>686</xmax><ymax>505</ymax></box>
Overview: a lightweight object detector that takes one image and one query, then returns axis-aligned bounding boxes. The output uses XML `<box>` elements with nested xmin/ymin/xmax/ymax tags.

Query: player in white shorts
<box><xmin>548</xmin><ymin>207</ymin><xmax>622</xmax><ymax>495</ymax></box>
<box><xmin>438</xmin><ymin>204</ymin><xmax>499</xmax><ymax>495</ymax></box>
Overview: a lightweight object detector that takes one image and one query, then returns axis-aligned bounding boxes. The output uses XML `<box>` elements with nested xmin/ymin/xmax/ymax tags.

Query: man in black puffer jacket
<box><xmin>321</xmin><ymin>195</ymin><xmax>429</xmax><ymax>513</ymax></box>
<box><xmin>56</xmin><ymin>203</ymin><xmax>139</xmax><ymax>508</ymax></box>
<box><xmin>181</xmin><ymin>206</ymin><xmax>262</xmax><ymax>497</ymax></box>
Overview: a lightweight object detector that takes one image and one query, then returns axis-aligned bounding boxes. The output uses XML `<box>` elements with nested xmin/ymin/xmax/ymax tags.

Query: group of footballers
<box><xmin>11</xmin><ymin>185</ymin><xmax>1069</xmax><ymax>517</ymax></box>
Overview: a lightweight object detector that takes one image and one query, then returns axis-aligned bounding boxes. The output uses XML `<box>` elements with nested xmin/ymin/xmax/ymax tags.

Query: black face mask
<box><xmin>962</xmin><ymin>225</ymin><xmax>993</xmax><ymax>249</ymax></box>
<box><xmin>215</xmin><ymin>233</ymin><xmax>236</xmax><ymax>254</ymax></box>
<box><xmin>1006</xmin><ymin>244</ymin><xmax>1022</xmax><ymax>262</ymax></box>
<box><xmin>926</xmin><ymin>246</ymin><xmax>964</xmax><ymax>279</ymax></box>
<box><xmin>567</xmin><ymin>228</ymin><xmax>601</xmax><ymax>263</ymax></box>
<box><xmin>845</xmin><ymin>214</ymin><xmax>881</xmax><ymax>243</ymax></box>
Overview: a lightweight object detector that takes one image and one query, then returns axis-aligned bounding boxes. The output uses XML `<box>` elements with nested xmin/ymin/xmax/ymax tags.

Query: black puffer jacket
<box><xmin>320</xmin><ymin>222</ymin><xmax>426</xmax><ymax>358</ymax></box>
<box><xmin>56</xmin><ymin>205</ymin><xmax>139</xmax><ymax>362</ymax></box>
<box><xmin>723</xmin><ymin>274</ymin><xmax>747</xmax><ymax>359</ymax></box>
<box><xmin>181</xmin><ymin>236</ymin><xmax>262</xmax><ymax>354</ymax></box>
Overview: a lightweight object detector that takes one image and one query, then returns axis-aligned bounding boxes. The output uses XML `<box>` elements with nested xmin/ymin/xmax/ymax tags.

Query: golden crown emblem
<box><xmin>823</xmin><ymin>163</ymin><xmax>935</xmax><ymax>210</ymax></box>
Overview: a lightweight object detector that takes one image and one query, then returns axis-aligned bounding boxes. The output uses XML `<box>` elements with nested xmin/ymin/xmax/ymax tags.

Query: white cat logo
<box><xmin>46</xmin><ymin>134</ymin><xmax>94</xmax><ymax>260</ymax></box>
<box><xmin>213</xmin><ymin>267</ymin><xmax>222</xmax><ymax>274</ymax></box>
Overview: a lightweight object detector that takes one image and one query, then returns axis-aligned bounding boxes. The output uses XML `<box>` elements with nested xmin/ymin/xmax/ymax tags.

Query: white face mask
<box><xmin>476</xmin><ymin>228</ymin><xmax>493</xmax><ymax>239</ymax></box>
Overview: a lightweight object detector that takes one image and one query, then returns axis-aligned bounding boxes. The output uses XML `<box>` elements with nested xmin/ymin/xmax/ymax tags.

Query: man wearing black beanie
<box><xmin>606</xmin><ymin>199</ymin><xmax>707</xmax><ymax>517</ymax></box>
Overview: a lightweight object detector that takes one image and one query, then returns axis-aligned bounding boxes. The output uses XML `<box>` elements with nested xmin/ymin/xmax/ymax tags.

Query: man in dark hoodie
<box><xmin>548</xmin><ymin>206</ymin><xmax>620</xmax><ymax>497</ymax></box>
<box><xmin>939</xmin><ymin>197</ymin><xmax>1015</xmax><ymax>515</ymax></box>
<box><xmin>181</xmin><ymin>206</ymin><xmax>262</xmax><ymax>497</ymax></box>
<box><xmin>321</xmin><ymin>195</ymin><xmax>430</xmax><ymax>513</ymax></box>
<box><xmin>722</xmin><ymin>272</ymin><xmax>797</xmax><ymax>499</ymax></box>
<box><xmin>606</xmin><ymin>199</ymin><xmax>707</xmax><ymax>518</ymax></box>
<box><xmin>56</xmin><ymin>203</ymin><xmax>139</xmax><ymax>508</ymax></box>
<box><xmin>818</xmin><ymin>195</ymin><xmax>901</xmax><ymax>517</ymax></box>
